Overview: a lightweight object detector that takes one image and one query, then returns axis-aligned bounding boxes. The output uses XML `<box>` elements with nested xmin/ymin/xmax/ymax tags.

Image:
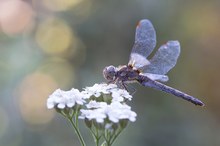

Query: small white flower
<box><xmin>47</xmin><ymin>97</ymin><xmax>56</xmax><ymax>109</ymax></box>
<box><xmin>47</xmin><ymin>89</ymin><xmax>63</xmax><ymax>109</ymax></box>
<box><xmin>82</xmin><ymin>83</ymin><xmax>118</xmax><ymax>99</ymax></box>
<box><xmin>111</xmin><ymin>89</ymin><xmax>132</xmax><ymax>101</ymax></box>
<box><xmin>47</xmin><ymin>88</ymin><xmax>85</xmax><ymax>109</ymax></box>
<box><xmin>99</xmin><ymin>83</ymin><xmax>117</xmax><ymax>94</ymax></box>
<box><xmin>82</xmin><ymin>84</ymin><xmax>102</xmax><ymax>98</ymax></box>
<box><xmin>111</xmin><ymin>94</ymin><xmax>124</xmax><ymax>102</ymax></box>
<box><xmin>107</xmin><ymin>102</ymin><xmax>137</xmax><ymax>123</ymax></box>
<box><xmin>80</xmin><ymin>108</ymin><xmax>107</xmax><ymax>123</ymax></box>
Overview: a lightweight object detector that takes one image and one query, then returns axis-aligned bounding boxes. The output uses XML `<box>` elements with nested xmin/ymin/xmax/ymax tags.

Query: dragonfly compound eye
<box><xmin>103</xmin><ymin>65</ymin><xmax>116</xmax><ymax>81</ymax></box>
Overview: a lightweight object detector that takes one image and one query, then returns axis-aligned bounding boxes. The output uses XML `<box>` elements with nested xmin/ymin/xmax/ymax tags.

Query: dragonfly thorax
<box><xmin>103</xmin><ymin>65</ymin><xmax>140</xmax><ymax>83</ymax></box>
<box><xmin>116</xmin><ymin>65</ymin><xmax>140</xmax><ymax>82</ymax></box>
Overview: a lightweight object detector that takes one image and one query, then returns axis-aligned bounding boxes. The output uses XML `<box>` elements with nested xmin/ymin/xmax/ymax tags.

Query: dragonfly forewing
<box><xmin>129</xmin><ymin>19</ymin><xmax>156</xmax><ymax>68</ymax></box>
<box><xmin>138</xmin><ymin>76</ymin><xmax>204</xmax><ymax>106</ymax></box>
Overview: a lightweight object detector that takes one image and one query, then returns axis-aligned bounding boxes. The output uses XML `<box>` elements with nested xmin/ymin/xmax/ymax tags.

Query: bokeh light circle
<box><xmin>17</xmin><ymin>72</ymin><xmax>58</xmax><ymax>125</ymax></box>
<box><xmin>42</xmin><ymin>0</ymin><xmax>84</xmax><ymax>11</ymax></box>
<box><xmin>35</xmin><ymin>18</ymin><xmax>73</xmax><ymax>55</ymax></box>
<box><xmin>0</xmin><ymin>0</ymin><xmax>34</xmax><ymax>35</ymax></box>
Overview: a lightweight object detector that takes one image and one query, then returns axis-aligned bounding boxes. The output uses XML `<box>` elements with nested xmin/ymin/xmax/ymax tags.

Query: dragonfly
<box><xmin>103</xmin><ymin>19</ymin><xmax>204</xmax><ymax>106</ymax></box>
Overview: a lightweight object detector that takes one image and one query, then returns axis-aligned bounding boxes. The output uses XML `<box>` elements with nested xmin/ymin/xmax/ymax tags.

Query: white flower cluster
<box><xmin>47</xmin><ymin>89</ymin><xmax>85</xmax><ymax>109</ymax></box>
<box><xmin>80</xmin><ymin>101</ymin><xmax>136</xmax><ymax>123</ymax></box>
<box><xmin>47</xmin><ymin>83</ymin><xmax>136</xmax><ymax>123</ymax></box>
<box><xmin>82</xmin><ymin>83</ymin><xmax>132</xmax><ymax>102</ymax></box>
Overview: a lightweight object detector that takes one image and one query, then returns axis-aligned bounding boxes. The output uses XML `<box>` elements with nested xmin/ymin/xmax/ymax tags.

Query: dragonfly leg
<box><xmin>121</xmin><ymin>82</ymin><xmax>137</xmax><ymax>95</ymax></box>
<box><xmin>122</xmin><ymin>82</ymin><xmax>128</xmax><ymax>90</ymax></box>
<box><xmin>129</xmin><ymin>85</ymin><xmax>137</xmax><ymax>95</ymax></box>
<box><xmin>107</xmin><ymin>78</ymin><xmax>117</xmax><ymax>84</ymax></box>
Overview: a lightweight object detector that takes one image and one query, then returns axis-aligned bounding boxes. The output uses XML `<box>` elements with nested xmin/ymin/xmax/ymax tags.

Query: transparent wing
<box><xmin>143</xmin><ymin>41</ymin><xmax>180</xmax><ymax>75</ymax></box>
<box><xmin>129</xmin><ymin>53</ymin><xmax>150</xmax><ymax>68</ymax></box>
<box><xmin>140</xmin><ymin>73</ymin><xmax>169</xmax><ymax>82</ymax></box>
<box><xmin>128</xmin><ymin>19</ymin><xmax>156</xmax><ymax>68</ymax></box>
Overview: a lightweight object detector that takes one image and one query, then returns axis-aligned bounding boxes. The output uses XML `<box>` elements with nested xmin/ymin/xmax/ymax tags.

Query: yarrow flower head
<box><xmin>47</xmin><ymin>88</ymin><xmax>85</xmax><ymax>109</ymax></box>
<box><xmin>82</xmin><ymin>83</ymin><xmax>117</xmax><ymax>98</ymax></box>
<box><xmin>82</xmin><ymin>83</ymin><xmax>133</xmax><ymax>102</ymax></box>
<box><xmin>80</xmin><ymin>101</ymin><xmax>137</xmax><ymax>125</ymax></box>
<box><xmin>111</xmin><ymin>88</ymin><xmax>132</xmax><ymax>102</ymax></box>
<box><xmin>106</xmin><ymin>102</ymin><xmax>136</xmax><ymax>123</ymax></box>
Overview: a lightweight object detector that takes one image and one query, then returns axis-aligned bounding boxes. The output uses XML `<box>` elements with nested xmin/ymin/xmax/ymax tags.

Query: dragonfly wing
<box><xmin>140</xmin><ymin>73</ymin><xmax>169</xmax><ymax>82</ymax></box>
<box><xmin>129</xmin><ymin>53</ymin><xmax>150</xmax><ymax>68</ymax></box>
<box><xmin>138</xmin><ymin>76</ymin><xmax>204</xmax><ymax>106</ymax></box>
<box><xmin>143</xmin><ymin>41</ymin><xmax>180</xmax><ymax>74</ymax></box>
<box><xmin>129</xmin><ymin>19</ymin><xmax>156</xmax><ymax>68</ymax></box>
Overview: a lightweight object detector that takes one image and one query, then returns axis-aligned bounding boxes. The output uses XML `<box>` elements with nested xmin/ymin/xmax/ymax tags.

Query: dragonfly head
<box><xmin>103</xmin><ymin>65</ymin><xmax>117</xmax><ymax>81</ymax></box>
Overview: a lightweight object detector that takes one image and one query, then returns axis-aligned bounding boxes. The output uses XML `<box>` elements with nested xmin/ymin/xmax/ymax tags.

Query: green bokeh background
<box><xmin>0</xmin><ymin>0</ymin><xmax>220</xmax><ymax>146</ymax></box>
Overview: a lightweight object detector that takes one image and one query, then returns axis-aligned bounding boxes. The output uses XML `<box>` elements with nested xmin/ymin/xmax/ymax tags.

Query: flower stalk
<box><xmin>68</xmin><ymin>116</ymin><xmax>86</xmax><ymax>146</ymax></box>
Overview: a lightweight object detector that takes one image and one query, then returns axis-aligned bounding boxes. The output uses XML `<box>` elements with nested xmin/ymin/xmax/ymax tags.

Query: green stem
<box><xmin>104</xmin><ymin>130</ymin><xmax>111</xmax><ymax>146</ymax></box>
<box><xmin>75</xmin><ymin>110</ymin><xmax>79</xmax><ymax>127</ymax></box>
<box><xmin>68</xmin><ymin>117</ymin><xmax>86</xmax><ymax>146</ymax></box>
<box><xmin>90</xmin><ymin>127</ymin><xmax>101</xmax><ymax>146</ymax></box>
<box><xmin>95</xmin><ymin>127</ymin><xmax>100</xmax><ymax>146</ymax></box>
<box><xmin>109</xmin><ymin>129</ymin><xmax>123</xmax><ymax>146</ymax></box>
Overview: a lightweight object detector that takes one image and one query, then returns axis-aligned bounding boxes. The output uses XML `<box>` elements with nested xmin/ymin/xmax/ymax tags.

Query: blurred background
<box><xmin>0</xmin><ymin>0</ymin><xmax>220</xmax><ymax>145</ymax></box>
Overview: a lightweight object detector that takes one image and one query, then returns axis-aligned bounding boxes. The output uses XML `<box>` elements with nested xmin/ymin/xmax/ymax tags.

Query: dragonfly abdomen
<box><xmin>137</xmin><ymin>75</ymin><xmax>204</xmax><ymax>106</ymax></box>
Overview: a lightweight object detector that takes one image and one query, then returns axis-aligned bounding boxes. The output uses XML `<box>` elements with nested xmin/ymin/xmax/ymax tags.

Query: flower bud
<box><xmin>119</xmin><ymin>119</ymin><xmax>128</xmax><ymax>129</ymax></box>
<box><xmin>84</xmin><ymin>118</ymin><xmax>92</xmax><ymax>128</ymax></box>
